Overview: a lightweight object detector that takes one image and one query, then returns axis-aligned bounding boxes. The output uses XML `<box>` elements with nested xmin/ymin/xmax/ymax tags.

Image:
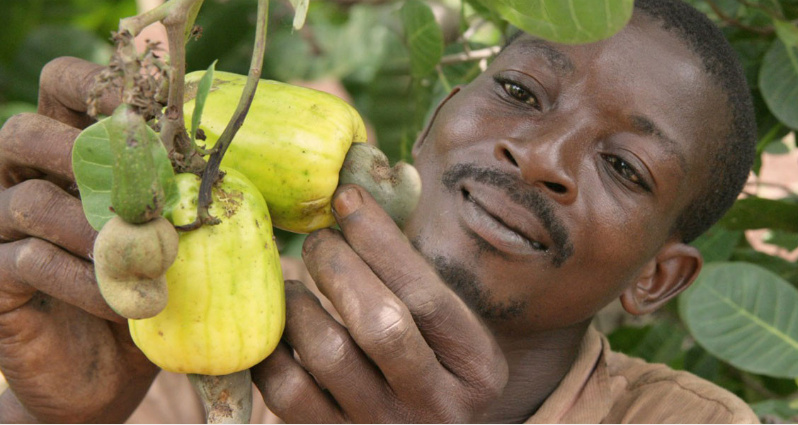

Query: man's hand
<box><xmin>252</xmin><ymin>185</ymin><xmax>509</xmax><ymax>423</ymax></box>
<box><xmin>0</xmin><ymin>57</ymin><xmax>158</xmax><ymax>423</ymax></box>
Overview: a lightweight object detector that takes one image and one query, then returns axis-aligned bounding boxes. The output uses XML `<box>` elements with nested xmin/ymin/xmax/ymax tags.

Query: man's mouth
<box><xmin>442</xmin><ymin>163</ymin><xmax>574</xmax><ymax>266</ymax></box>
<box><xmin>459</xmin><ymin>185</ymin><xmax>553</xmax><ymax>257</ymax></box>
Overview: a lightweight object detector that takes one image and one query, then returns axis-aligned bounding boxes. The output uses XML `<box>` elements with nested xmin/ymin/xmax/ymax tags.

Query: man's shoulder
<box><xmin>602</xmin><ymin>348</ymin><xmax>759</xmax><ymax>423</ymax></box>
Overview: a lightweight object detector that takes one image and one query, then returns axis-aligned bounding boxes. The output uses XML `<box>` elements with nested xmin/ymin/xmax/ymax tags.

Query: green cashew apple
<box><xmin>183</xmin><ymin>71</ymin><xmax>368</xmax><ymax>233</ymax></box>
<box><xmin>128</xmin><ymin>168</ymin><xmax>285</xmax><ymax>375</ymax></box>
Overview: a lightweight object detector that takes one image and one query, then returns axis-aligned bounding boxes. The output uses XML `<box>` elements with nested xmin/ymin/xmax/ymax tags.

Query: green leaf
<box><xmin>731</xmin><ymin>248</ymin><xmax>798</xmax><ymax>287</ymax></box>
<box><xmin>191</xmin><ymin>60</ymin><xmax>217</xmax><ymax>148</ymax></box>
<box><xmin>719</xmin><ymin>197</ymin><xmax>798</xmax><ymax>232</ymax></box>
<box><xmin>401</xmin><ymin>0</ymin><xmax>444</xmax><ymax>78</ymax></box>
<box><xmin>476</xmin><ymin>0</ymin><xmax>634</xmax><ymax>44</ymax></box>
<box><xmin>775</xmin><ymin>19</ymin><xmax>798</xmax><ymax>48</ymax></box>
<box><xmin>691</xmin><ymin>224</ymin><xmax>743</xmax><ymax>263</ymax></box>
<box><xmin>764</xmin><ymin>229</ymin><xmax>798</xmax><ymax>251</ymax></box>
<box><xmin>679</xmin><ymin>262</ymin><xmax>798</xmax><ymax>378</ymax></box>
<box><xmin>606</xmin><ymin>321</ymin><xmax>689</xmax><ymax>367</ymax></box>
<box><xmin>682</xmin><ymin>344</ymin><xmax>722</xmax><ymax>382</ymax></box>
<box><xmin>72</xmin><ymin>117</ymin><xmax>178</xmax><ymax>231</ymax></box>
<box><xmin>759</xmin><ymin>35</ymin><xmax>798</xmax><ymax>129</ymax></box>
<box><xmin>629</xmin><ymin>321</ymin><xmax>688</xmax><ymax>365</ymax></box>
<box><xmin>289</xmin><ymin>0</ymin><xmax>310</xmax><ymax>30</ymax></box>
<box><xmin>750</xmin><ymin>399</ymin><xmax>798</xmax><ymax>423</ymax></box>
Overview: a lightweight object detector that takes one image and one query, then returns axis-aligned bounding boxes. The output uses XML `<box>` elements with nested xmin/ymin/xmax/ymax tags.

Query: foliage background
<box><xmin>0</xmin><ymin>0</ymin><xmax>797</xmax><ymax>422</ymax></box>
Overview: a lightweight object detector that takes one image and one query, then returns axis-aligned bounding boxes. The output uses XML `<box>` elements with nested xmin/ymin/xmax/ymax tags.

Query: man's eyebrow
<box><xmin>513</xmin><ymin>38</ymin><xmax>575</xmax><ymax>76</ymax></box>
<box><xmin>630</xmin><ymin>115</ymin><xmax>688</xmax><ymax>171</ymax></box>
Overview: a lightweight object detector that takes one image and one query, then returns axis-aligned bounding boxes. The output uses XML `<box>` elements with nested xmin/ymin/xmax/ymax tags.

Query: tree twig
<box><xmin>705</xmin><ymin>0</ymin><xmax>774</xmax><ymax>35</ymax></box>
<box><xmin>158</xmin><ymin>0</ymin><xmax>206</xmax><ymax>171</ymax></box>
<box><xmin>322</xmin><ymin>0</ymin><xmax>395</xmax><ymax>5</ymax></box>
<box><xmin>736</xmin><ymin>0</ymin><xmax>784</xmax><ymax>20</ymax></box>
<box><xmin>439</xmin><ymin>46</ymin><xmax>501</xmax><ymax>66</ymax></box>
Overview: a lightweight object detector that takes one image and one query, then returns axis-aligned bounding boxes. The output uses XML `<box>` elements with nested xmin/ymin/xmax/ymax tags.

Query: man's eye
<box><xmin>603</xmin><ymin>154</ymin><xmax>651</xmax><ymax>191</ymax></box>
<box><xmin>502</xmin><ymin>81</ymin><xmax>540</xmax><ymax>109</ymax></box>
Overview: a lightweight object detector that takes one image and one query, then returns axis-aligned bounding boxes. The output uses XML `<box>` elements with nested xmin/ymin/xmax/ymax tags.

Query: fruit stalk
<box><xmin>180</xmin><ymin>0</ymin><xmax>271</xmax><ymax>231</ymax></box>
<box><xmin>188</xmin><ymin>371</ymin><xmax>253</xmax><ymax>424</ymax></box>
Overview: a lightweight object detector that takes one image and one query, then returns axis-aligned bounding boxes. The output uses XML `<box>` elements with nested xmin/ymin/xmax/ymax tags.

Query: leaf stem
<box><xmin>436</xmin><ymin>64</ymin><xmax>452</xmax><ymax>93</ymax></box>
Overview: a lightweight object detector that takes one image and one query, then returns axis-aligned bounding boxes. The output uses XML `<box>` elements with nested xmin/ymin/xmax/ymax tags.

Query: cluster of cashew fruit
<box><xmin>78</xmin><ymin>70</ymin><xmax>421</xmax><ymax>423</ymax></box>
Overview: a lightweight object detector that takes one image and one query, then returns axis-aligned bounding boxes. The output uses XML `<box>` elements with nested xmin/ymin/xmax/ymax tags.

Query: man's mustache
<box><xmin>441</xmin><ymin>163</ymin><xmax>574</xmax><ymax>267</ymax></box>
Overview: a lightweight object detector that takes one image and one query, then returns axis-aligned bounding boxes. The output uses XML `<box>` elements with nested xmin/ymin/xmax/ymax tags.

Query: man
<box><xmin>0</xmin><ymin>0</ymin><xmax>760</xmax><ymax>422</ymax></box>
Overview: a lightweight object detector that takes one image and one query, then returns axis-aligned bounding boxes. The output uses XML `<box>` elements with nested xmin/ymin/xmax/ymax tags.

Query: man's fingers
<box><xmin>0</xmin><ymin>180</ymin><xmax>96</xmax><ymax>259</ymax></box>
<box><xmin>330</xmin><ymin>185</ymin><xmax>508</xmax><ymax>396</ymax></box>
<box><xmin>0</xmin><ymin>113</ymin><xmax>82</xmax><ymax>190</ymax></box>
<box><xmin>302</xmin><ymin>228</ymin><xmax>459</xmax><ymax>408</ymax></box>
<box><xmin>278</xmin><ymin>280</ymin><xmax>395</xmax><ymax>422</ymax></box>
<box><xmin>0</xmin><ymin>238</ymin><xmax>122</xmax><ymax>323</ymax></box>
<box><xmin>252</xmin><ymin>342</ymin><xmax>345</xmax><ymax>423</ymax></box>
<box><xmin>37</xmin><ymin>57</ymin><xmax>120</xmax><ymax>128</ymax></box>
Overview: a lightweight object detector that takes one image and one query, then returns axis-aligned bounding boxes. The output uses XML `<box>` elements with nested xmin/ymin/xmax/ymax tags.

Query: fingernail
<box><xmin>333</xmin><ymin>186</ymin><xmax>362</xmax><ymax>218</ymax></box>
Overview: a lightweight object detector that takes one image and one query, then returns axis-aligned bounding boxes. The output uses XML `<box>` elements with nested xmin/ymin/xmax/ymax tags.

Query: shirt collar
<box><xmin>525</xmin><ymin>326</ymin><xmax>613</xmax><ymax>423</ymax></box>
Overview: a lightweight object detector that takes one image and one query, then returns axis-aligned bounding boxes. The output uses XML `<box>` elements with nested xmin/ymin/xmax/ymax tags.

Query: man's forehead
<box><xmin>500</xmin><ymin>16</ymin><xmax>685</xmax><ymax>73</ymax></box>
<box><xmin>505</xmin><ymin>36</ymin><xmax>575</xmax><ymax>76</ymax></box>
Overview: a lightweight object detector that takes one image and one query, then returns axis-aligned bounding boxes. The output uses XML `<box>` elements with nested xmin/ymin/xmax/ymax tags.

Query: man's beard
<box><xmin>411</xmin><ymin>237</ymin><xmax>527</xmax><ymax>322</ymax></box>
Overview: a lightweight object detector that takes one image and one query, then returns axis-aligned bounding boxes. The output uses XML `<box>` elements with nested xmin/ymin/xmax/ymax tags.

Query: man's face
<box><xmin>404</xmin><ymin>15</ymin><xmax>729</xmax><ymax>337</ymax></box>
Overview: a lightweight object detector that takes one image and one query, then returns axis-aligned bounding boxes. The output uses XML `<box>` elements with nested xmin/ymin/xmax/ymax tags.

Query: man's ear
<box><xmin>620</xmin><ymin>241</ymin><xmax>703</xmax><ymax>316</ymax></box>
<box><xmin>411</xmin><ymin>86</ymin><xmax>461</xmax><ymax>159</ymax></box>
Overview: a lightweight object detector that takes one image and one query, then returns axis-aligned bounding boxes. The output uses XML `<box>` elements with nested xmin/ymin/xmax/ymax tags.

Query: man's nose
<box><xmin>493</xmin><ymin>126</ymin><xmax>581</xmax><ymax>205</ymax></box>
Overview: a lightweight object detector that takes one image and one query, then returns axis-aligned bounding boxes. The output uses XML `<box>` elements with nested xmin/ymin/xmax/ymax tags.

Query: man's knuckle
<box><xmin>356</xmin><ymin>299</ymin><xmax>414</xmax><ymax>354</ymax></box>
<box><xmin>39</xmin><ymin>57</ymin><xmax>71</xmax><ymax>87</ymax></box>
<box><xmin>464</xmin><ymin>358</ymin><xmax>507</xmax><ymax>402</ymax></box>
<box><xmin>412</xmin><ymin>400</ymin><xmax>470</xmax><ymax>424</ymax></box>
<box><xmin>14</xmin><ymin>239</ymin><xmax>48</xmax><ymax>275</ymax></box>
<box><xmin>302</xmin><ymin>228</ymin><xmax>339</xmax><ymax>258</ymax></box>
<box><xmin>308</xmin><ymin>327</ymin><xmax>355</xmax><ymax>376</ymax></box>
<box><xmin>371</xmin><ymin>268</ymin><xmax>427</xmax><ymax>301</ymax></box>
<box><xmin>265</xmin><ymin>367</ymin><xmax>315</xmax><ymax>413</ymax></box>
<box><xmin>8</xmin><ymin>180</ymin><xmax>58</xmax><ymax>230</ymax></box>
<box><xmin>0</xmin><ymin>113</ymin><xmax>24</xmax><ymax>144</ymax></box>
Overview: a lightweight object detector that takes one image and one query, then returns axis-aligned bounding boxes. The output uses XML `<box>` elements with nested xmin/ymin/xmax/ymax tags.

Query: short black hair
<box><xmin>633</xmin><ymin>0</ymin><xmax>757</xmax><ymax>243</ymax></box>
<box><xmin>503</xmin><ymin>0</ymin><xmax>756</xmax><ymax>243</ymax></box>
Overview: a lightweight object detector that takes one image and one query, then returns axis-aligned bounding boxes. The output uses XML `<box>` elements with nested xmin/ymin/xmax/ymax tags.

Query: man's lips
<box><xmin>458</xmin><ymin>182</ymin><xmax>554</xmax><ymax>257</ymax></box>
<box><xmin>442</xmin><ymin>163</ymin><xmax>574</xmax><ymax>266</ymax></box>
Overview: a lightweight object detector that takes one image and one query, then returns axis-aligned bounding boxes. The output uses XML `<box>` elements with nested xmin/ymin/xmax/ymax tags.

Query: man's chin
<box><xmin>412</xmin><ymin>236</ymin><xmax>526</xmax><ymax>322</ymax></box>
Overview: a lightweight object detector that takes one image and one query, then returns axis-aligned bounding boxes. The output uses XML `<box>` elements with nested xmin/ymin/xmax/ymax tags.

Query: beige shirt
<box><xmin>526</xmin><ymin>327</ymin><xmax>758</xmax><ymax>423</ymax></box>
<box><xmin>127</xmin><ymin>326</ymin><xmax>758</xmax><ymax>424</ymax></box>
